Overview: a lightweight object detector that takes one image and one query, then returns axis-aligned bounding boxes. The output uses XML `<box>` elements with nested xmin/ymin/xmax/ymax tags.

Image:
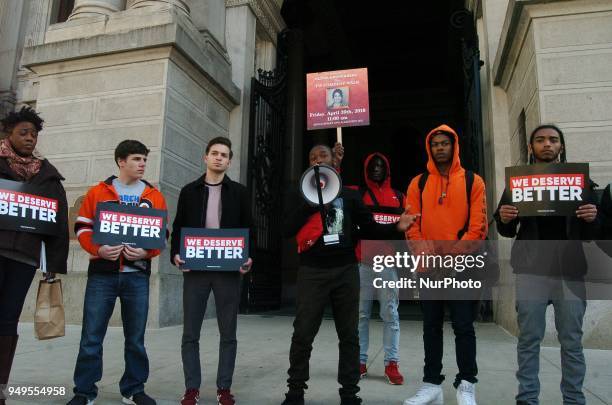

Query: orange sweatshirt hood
<box><xmin>425</xmin><ymin>124</ymin><xmax>464</xmax><ymax>177</ymax></box>
<box><xmin>406</xmin><ymin>124</ymin><xmax>488</xmax><ymax>241</ymax></box>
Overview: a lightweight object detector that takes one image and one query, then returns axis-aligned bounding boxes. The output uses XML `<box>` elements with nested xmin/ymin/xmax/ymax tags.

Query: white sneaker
<box><xmin>403</xmin><ymin>383</ymin><xmax>444</xmax><ymax>405</ymax></box>
<box><xmin>456</xmin><ymin>380</ymin><xmax>476</xmax><ymax>405</ymax></box>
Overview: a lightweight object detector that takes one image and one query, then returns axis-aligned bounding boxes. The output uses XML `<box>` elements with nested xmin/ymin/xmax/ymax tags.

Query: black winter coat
<box><xmin>0</xmin><ymin>157</ymin><xmax>69</xmax><ymax>273</ymax></box>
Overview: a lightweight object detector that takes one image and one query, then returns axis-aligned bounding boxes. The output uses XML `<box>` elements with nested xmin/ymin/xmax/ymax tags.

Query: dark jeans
<box><xmin>287</xmin><ymin>263</ymin><xmax>360</xmax><ymax>399</ymax></box>
<box><xmin>420</xmin><ymin>300</ymin><xmax>478</xmax><ymax>387</ymax></box>
<box><xmin>73</xmin><ymin>272</ymin><xmax>150</xmax><ymax>400</ymax></box>
<box><xmin>0</xmin><ymin>256</ymin><xmax>36</xmax><ymax>336</ymax></box>
<box><xmin>182</xmin><ymin>271</ymin><xmax>241</xmax><ymax>390</ymax></box>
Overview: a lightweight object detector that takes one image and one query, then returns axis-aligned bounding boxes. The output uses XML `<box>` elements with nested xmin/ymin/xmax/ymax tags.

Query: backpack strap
<box><xmin>393</xmin><ymin>189</ymin><xmax>403</xmax><ymax>209</ymax></box>
<box><xmin>417</xmin><ymin>172</ymin><xmax>429</xmax><ymax>216</ymax></box>
<box><xmin>459</xmin><ymin>170</ymin><xmax>475</xmax><ymax>238</ymax></box>
<box><xmin>360</xmin><ymin>186</ymin><xmax>380</xmax><ymax>208</ymax></box>
<box><xmin>361</xmin><ymin>185</ymin><xmax>404</xmax><ymax>210</ymax></box>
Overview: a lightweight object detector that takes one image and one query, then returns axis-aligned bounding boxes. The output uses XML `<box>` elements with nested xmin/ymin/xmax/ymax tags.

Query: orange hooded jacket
<box><xmin>405</xmin><ymin>125</ymin><xmax>487</xmax><ymax>243</ymax></box>
<box><xmin>75</xmin><ymin>176</ymin><xmax>167</xmax><ymax>274</ymax></box>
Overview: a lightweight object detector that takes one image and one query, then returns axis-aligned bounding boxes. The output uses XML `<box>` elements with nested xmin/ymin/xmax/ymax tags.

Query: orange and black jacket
<box><xmin>406</xmin><ymin>124</ymin><xmax>488</xmax><ymax>244</ymax></box>
<box><xmin>74</xmin><ymin>176</ymin><xmax>167</xmax><ymax>275</ymax></box>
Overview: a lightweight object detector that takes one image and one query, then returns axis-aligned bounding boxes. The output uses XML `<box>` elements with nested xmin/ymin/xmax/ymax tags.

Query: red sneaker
<box><xmin>359</xmin><ymin>363</ymin><xmax>367</xmax><ymax>379</ymax></box>
<box><xmin>181</xmin><ymin>388</ymin><xmax>200</xmax><ymax>405</ymax></box>
<box><xmin>384</xmin><ymin>361</ymin><xmax>404</xmax><ymax>385</ymax></box>
<box><xmin>217</xmin><ymin>389</ymin><xmax>235</xmax><ymax>405</ymax></box>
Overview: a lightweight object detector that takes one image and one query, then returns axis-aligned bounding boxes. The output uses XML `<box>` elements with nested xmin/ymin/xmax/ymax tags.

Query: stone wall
<box><xmin>481</xmin><ymin>0</ymin><xmax>612</xmax><ymax>349</ymax></box>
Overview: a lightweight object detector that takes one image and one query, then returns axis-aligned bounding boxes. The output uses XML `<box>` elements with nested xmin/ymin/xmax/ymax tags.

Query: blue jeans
<box><xmin>515</xmin><ymin>274</ymin><xmax>587</xmax><ymax>405</ymax></box>
<box><xmin>73</xmin><ymin>272</ymin><xmax>150</xmax><ymax>400</ymax></box>
<box><xmin>358</xmin><ymin>264</ymin><xmax>400</xmax><ymax>365</ymax></box>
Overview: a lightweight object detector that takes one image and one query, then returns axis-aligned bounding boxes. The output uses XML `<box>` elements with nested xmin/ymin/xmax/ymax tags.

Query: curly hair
<box><xmin>1</xmin><ymin>106</ymin><xmax>44</xmax><ymax>133</ymax></box>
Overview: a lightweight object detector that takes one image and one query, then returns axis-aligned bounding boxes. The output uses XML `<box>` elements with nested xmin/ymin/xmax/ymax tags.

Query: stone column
<box><xmin>126</xmin><ymin>0</ymin><xmax>190</xmax><ymax>16</ymax></box>
<box><xmin>68</xmin><ymin>0</ymin><xmax>126</xmax><ymax>20</ymax></box>
<box><xmin>0</xmin><ymin>0</ymin><xmax>25</xmax><ymax>116</ymax></box>
<box><xmin>190</xmin><ymin>0</ymin><xmax>225</xmax><ymax>46</ymax></box>
<box><xmin>23</xmin><ymin>0</ymin><xmax>55</xmax><ymax>47</ymax></box>
<box><xmin>225</xmin><ymin>4</ymin><xmax>257</xmax><ymax>183</ymax></box>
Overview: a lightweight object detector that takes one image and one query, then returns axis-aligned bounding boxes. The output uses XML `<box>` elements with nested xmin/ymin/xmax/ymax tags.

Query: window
<box><xmin>51</xmin><ymin>0</ymin><xmax>75</xmax><ymax>24</ymax></box>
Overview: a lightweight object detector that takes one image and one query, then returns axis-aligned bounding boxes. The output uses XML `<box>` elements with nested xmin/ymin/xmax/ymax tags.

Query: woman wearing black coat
<box><xmin>0</xmin><ymin>107</ymin><xmax>69</xmax><ymax>403</ymax></box>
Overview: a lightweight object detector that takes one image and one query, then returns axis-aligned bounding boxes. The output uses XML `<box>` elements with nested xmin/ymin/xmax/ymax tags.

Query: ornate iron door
<box><xmin>242</xmin><ymin>65</ymin><xmax>287</xmax><ymax>311</ymax></box>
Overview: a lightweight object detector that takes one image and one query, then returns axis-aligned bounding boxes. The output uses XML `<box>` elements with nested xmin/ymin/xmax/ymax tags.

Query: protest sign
<box><xmin>93</xmin><ymin>202</ymin><xmax>167</xmax><ymax>248</ymax></box>
<box><xmin>505</xmin><ymin>163</ymin><xmax>589</xmax><ymax>216</ymax></box>
<box><xmin>0</xmin><ymin>179</ymin><xmax>59</xmax><ymax>235</ymax></box>
<box><xmin>306</xmin><ymin>68</ymin><xmax>370</xmax><ymax>131</ymax></box>
<box><xmin>180</xmin><ymin>228</ymin><xmax>249</xmax><ymax>271</ymax></box>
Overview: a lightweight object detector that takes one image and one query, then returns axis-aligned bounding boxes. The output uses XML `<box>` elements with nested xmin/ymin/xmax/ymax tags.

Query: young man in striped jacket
<box><xmin>68</xmin><ymin>140</ymin><xmax>167</xmax><ymax>405</ymax></box>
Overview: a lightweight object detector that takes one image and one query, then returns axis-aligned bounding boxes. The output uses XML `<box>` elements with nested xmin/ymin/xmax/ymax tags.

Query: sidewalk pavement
<box><xmin>7</xmin><ymin>315</ymin><xmax>612</xmax><ymax>404</ymax></box>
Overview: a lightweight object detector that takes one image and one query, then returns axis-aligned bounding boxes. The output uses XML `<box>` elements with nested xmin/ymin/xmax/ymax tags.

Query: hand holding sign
<box><xmin>98</xmin><ymin>245</ymin><xmax>123</xmax><ymax>261</ymax></box>
<box><xmin>499</xmin><ymin>205</ymin><xmax>519</xmax><ymax>224</ymax></box>
<box><xmin>332</xmin><ymin>142</ymin><xmax>344</xmax><ymax>170</ymax></box>
<box><xmin>239</xmin><ymin>257</ymin><xmax>253</xmax><ymax>275</ymax></box>
<box><xmin>123</xmin><ymin>245</ymin><xmax>147</xmax><ymax>261</ymax></box>
<box><xmin>173</xmin><ymin>254</ymin><xmax>190</xmax><ymax>272</ymax></box>
<box><xmin>576</xmin><ymin>204</ymin><xmax>597</xmax><ymax>223</ymax></box>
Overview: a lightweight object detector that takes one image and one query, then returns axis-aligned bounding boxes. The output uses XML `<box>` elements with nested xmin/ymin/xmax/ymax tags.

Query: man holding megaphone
<box><xmin>281</xmin><ymin>144</ymin><xmax>416</xmax><ymax>405</ymax></box>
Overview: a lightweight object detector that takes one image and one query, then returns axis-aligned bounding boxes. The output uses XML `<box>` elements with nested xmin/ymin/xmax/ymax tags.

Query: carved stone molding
<box><xmin>127</xmin><ymin>0</ymin><xmax>190</xmax><ymax>16</ymax></box>
<box><xmin>226</xmin><ymin>0</ymin><xmax>285</xmax><ymax>44</ymax></box>
<box><xmin>68</xmin><ymin>0</ymin><xmax>126</xmax><ymax>20</ymax></box>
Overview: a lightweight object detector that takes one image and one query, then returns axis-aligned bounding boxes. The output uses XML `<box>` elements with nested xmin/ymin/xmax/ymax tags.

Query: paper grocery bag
<box><xmin>34</xmin><ymin>279</ymin><xmax>65</xmax><ymax>340</ymax></box>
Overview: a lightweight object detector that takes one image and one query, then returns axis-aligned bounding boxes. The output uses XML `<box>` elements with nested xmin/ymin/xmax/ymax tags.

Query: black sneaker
<box><xmin>516</xmin><ymin>402</ymin><xmax>529</xmax><ymax>405</ymax></box>
<box><xmin>340</xmin><ymin>395</ymin><xmax>362</xmax><ymax>405</ymax></box>
<box><xmin>66</xmin><ymin>395</ymin><xmax>94</xmax><ymax>405</ymax></box>
<box><xmin>122</xmin><ymin>392</ymin><xmax>156</xmax><ymax>405</ymax></box>
<box><xmin>281</xmin><ymin>391</ymin><xmax>304</xmax><ymax>405</ymax></box>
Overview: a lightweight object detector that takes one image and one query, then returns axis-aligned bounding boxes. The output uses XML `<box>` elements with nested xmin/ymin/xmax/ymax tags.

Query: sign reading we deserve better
<box><xmin>0</xmin><ymin>179</ymin><xmax>59</xmax><ymax>235</ymax></box>
<box><xmin>180</xmin><ymin>228</ymin><xmax>249</xmax><ymax>271</ymax></box>
<box><xmin>506</xmin><ymin>163</ymin><xmax>589</xmax><ymax>216</ymax></box>
<box><xmin>93</xmin><ymin>202</ymin><xmax>167</xmax><ymax>249</ymax></box>
<box><xmin>306</xmin><ymin>68</ymin><xmax>370</xmax><ymax>130</ymax></box>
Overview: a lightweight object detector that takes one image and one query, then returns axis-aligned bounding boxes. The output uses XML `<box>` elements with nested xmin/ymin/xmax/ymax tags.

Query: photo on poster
<box><xmin>327</xmin><ymin>87</ymin><xmax>349</xmax><ymax>110</ymax></box>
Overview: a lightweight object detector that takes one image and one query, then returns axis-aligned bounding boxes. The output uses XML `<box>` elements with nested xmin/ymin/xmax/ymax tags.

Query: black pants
<box><xmin>0</xmin><ymin>256</ymin><xmax>37</xmax><ymax>336</ymax></box>
<box><xmin>181</xmin><ymin>271</ymin><xmax>241</xmax><ymax>390</ymax></box>
<box><xmin>287</xmin><ymin>263</ymin><xmax>360</xmax><ymax>399</ymax></box>
<box><xmin>420</xmin><ymin>300</ymin><xmax>478</xmax><ymax>387</ymax></box>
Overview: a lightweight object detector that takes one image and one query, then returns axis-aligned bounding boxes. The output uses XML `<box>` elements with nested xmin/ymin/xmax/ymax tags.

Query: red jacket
<box><xmin>75</xmin><ymin>176</ymin><xmax>167</xmax><ymax>274</ymax></box>
<box><xmin>354</xmin><ymin>152</ymin><xmax>405</xmax><ymax>263</ymax></box>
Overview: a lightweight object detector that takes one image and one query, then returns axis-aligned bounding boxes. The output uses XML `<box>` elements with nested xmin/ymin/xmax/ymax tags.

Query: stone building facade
<box><xmin>0</xmin><ymin>0</ymin><xmax>285</xmax><ymax>327</ymax></box>
<box><xmin>474</xmin><ymin>0</ymin><xmax>612</xmax><ymax>348</ymax></box>
<box><xmin>0</xmin><ymin>0</ymin><xmax>611</xmax><ymax>346</ymax></box>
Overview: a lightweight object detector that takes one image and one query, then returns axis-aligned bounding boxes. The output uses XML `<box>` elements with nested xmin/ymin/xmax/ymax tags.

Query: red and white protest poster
<box><xmin>306</xmin><ymin>68</ymin><xmax>370</xmax><ymax>130</ymax></box>
<box><xmin>180</xmin><ymin>228</ymin><xmax>249</xmax><ymax>271</ymax></box>
<box><xmin>93</xmin><ymin>202</ymin><xmax>167</xmax><ymax>248</ymax></box>
<box><xmin>0</xmin><ymin>179</ymin><xmax>59</xmax><ymax>235</ymax></box>
<box><xmin>505</xmin><ymin>163</ymin><xmax>589</xmax><ymax>216</ymax></box>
